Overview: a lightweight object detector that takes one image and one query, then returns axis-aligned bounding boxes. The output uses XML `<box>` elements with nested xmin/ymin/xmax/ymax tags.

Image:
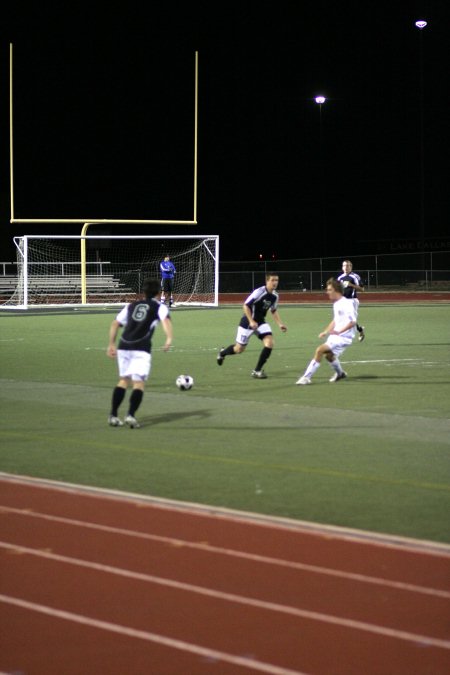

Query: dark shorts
<box><xmin>161</xmin><ymin>278</ymin><xmax>174</xmax><ymax>293</ymax></box>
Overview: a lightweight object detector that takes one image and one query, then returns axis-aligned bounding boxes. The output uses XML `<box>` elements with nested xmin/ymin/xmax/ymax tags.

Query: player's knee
<box><xmin>235</xmin><ymin>343</ymin><xmax>246</xmax><ymax>354</ymax></box>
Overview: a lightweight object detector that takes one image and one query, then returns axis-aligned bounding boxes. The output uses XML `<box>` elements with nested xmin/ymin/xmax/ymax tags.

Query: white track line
<box><xmin>1</xmin><ymin>507</ymin><xmax>448</xmax><ymax>599</ymax></box>
<box><xmin>0</xmin><ymin>593</ymin><xmax>308</xmax><ymax>675</ymax></box>
<box><xmin>2</xmin><ymin>473</ymin><xmax>449</xmax><ymax>556</ymax></box>
<box><xmin>1</xmin><ymin>542</ymin><xmax>449</xmax><ymax>649</ymax></box>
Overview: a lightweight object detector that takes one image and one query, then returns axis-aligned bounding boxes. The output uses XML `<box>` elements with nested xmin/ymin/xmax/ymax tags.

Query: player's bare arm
<box><xmin>319</xmin><ymin>320</ymin><xmax>335</xmax><ymax>338</ymax></box>
<box><xmin>344</xmin><ymin>281</ymin><xmax>364</xmax><ymax>292</ymax></box>
<box><xmin>107</xmin><ymin>319</ymin><xmax>121</xmax><ymax>358</ymax></box>
<box><xmin>272</xmin><ymin>310</ymin><xmax>287</xmax><ymax>332</ymax></box>
<box><xmin>330</xmin><ymin>319</ymin><xmax>356</xmax><ymax>335</ymax></box>
<box><xmin>161</xmin><ymin>317</ymin><xmax>173</xmax><ymax>351</ymax></box>
<box><xmin>243</xmin><ymin>304</ymin><xmax>258</xmax><ymax>329</ymax></box>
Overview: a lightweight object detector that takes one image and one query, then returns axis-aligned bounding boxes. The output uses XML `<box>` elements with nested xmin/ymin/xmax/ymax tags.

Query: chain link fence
<box><xmin>219</xmin><ymin>251</ymin><xmax>450</xmax><ymax>293</ymax></box>
<box><xmin>2</xmin><ymin>250</ymin><xmax>449</xmax><ymax>295</ymax></box>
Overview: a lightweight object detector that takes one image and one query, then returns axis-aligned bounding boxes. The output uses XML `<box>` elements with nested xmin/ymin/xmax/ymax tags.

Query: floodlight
<box><xmin>315</xmin><ymin>96</ymin><xmax>326</xmax><ymax>104</ymax></box>
<box><xmin>415</xmin><ymin>20</ymin><xmax>427</xmax><ymax>29</ymax></box>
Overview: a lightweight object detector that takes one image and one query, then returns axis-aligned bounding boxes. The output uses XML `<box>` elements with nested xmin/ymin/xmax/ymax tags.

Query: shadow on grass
<box><xmin>272</xmin><ymin>374</ymin><xmax>410</xmax><ymax>383</ymax></box>
<box><xmin>139</xmin><ymin>409</ymin><xmax>212</xmax><ymax>427</ymax></box>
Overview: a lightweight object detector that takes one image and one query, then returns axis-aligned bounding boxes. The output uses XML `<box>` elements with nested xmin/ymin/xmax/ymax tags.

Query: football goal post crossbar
<box><xmin>2</xmin><ymin>234</ymin><xmax>219</xmax><ymax>309</ymax></box>
<box><xmin>9</xmin><ymin>46</ymin><xmax>199</xmax><ymax>226</ymax></box>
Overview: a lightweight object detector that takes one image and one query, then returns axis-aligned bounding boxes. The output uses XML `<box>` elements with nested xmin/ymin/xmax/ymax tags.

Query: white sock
<box><xmin>330</xmin><ymin>358</ymin><xmax>343</xmax><ymax>374</ymax></box>
<box><xmin>304</xmin><ymin>359</ymin><xmax>320</xmax><ymax>378</ymax></box>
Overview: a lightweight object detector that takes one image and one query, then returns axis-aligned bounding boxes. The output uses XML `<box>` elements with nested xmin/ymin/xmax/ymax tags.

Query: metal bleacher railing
<box><xmin>1</xmin><ymin>250</ymin><xmax>449</xmax><ymax>297</ymax></box>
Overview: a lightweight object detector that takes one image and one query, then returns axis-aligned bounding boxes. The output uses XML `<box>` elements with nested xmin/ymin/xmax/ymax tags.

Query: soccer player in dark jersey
<box><xmin>337</xmin><ymin>260</ymin><xmax>365</xmax><ymax>341</ymax></box>
<box><xmin>107</xmin><ymin>278</ymin><xmax>173</xmax><ymax>428</ymax></box>
<box><xmin>216</xmin><ymin>273</ymin><xmax>287</xmax><ymax>379</ymax></box>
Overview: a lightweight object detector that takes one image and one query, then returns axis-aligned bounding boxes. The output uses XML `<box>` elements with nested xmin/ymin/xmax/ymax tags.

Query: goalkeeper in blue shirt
<box><xmin>159</xmin><ymin>255</ymin><xmax>176</xmax><ymax>307</ymax></box>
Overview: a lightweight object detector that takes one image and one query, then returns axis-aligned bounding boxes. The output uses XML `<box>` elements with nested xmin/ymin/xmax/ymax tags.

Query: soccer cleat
<box><xmin>358</xmin><ymin>327</ymin><xmax>365</xmax><ymax>342</ymax></box>
<box><xmin>329</xmin><ymin>371</ymin><xmax>347</xmax><ymax>383</ymax></box>
<box><xmin>251</xmin><ymin>370</ymin><xmax>268</xmax><ymax>379</ymax></box>
<box><xmin>217</xmin><ymin>350</ymin><xmax>224</xmax><ymax>366</ymax></box>
<box><xmin>125</xmin><ymin>415</ymin><xmax>141</xmax><ymax>429</ymax></box>
<box><xmin>296</xmin><ymin>375</ymin><xmax>311</xmax><ymax>385</ymax></box>
<box><xmin>108</xmin><ymin>415</ymin><xmax>123</xmax><ymax>427</ymax></box>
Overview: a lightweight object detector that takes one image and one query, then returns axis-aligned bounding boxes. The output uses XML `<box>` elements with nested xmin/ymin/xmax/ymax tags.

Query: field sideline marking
<box><xmin>1</xmin><ymin>473</ymin><xmax>449</xmax><ymax>556</ymax></box>
<box><xmin>2</xmin><ymin>430</ymin><xmax>448</xmax><ymax>492</ymax></box>
<box><xmin>2</xmin><ymin>506</ymin><xmax>449</xmax><ymax>597</ymax></box>
<box><xmin>1</xmin><ymin>543</ymin><xmax>449</xmax><ymax>649</ymax></box>
<box><xmin>343</xmin><ymin>358</ymin><xmax>450</xmax><ymax>366</ymax></box>
<box><xmin>7</xmin><ymin>434</ymin><xmax>450</xmax><ymax>492</ymax></box>
<box><xmin>343</xmin><ymin>358</ymin><xmax>420</xmax><ymax>364</ymax></box>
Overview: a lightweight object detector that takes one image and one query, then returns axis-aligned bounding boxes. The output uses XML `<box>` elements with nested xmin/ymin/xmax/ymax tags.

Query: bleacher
<box><xmin>0</xmin><ymin>274</ymin><xmax>132</xmax><ymax>297</ymax></box>
<box><xmin>0</xmin><ymin>277</ymin><xmax>17</xmax><ymax>295</ymax></box>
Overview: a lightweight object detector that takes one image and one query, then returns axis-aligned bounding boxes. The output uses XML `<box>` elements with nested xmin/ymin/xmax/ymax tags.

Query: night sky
<box><xmin>1</xmin><ymin>1</ymin><xmax>449</xmax><ymax>262</ymax></box>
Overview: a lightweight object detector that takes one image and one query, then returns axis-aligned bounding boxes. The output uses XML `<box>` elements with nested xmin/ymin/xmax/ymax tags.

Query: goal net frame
<box><xmin>2</xmin><ymin>234</ymin><xmax>219</xmax><ymax>309</ymax></box>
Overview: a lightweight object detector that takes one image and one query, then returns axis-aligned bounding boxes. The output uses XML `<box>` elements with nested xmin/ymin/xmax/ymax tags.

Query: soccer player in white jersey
<box><xmin>107</xmin><ymin>278</ymin><xmax>173</xmax><ymax>427</ymax></box>
<box><xmin>296</xmin><ymin>277</ymin><xmax>356</xmax><ymax>385</ymax></box>
<box><xmin>337</xmin><ymin>259</ymin><xmax>365</xmax><ymax>341</ymax></box>
<box><xmin>217</xmin><ymin>273</ymin><xmax>287</xmax><ymax>379</ymax></box>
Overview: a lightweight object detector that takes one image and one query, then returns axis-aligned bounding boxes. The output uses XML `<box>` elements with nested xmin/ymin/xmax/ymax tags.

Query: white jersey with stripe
<box><xmin>333</xmin><ymin>296</ymin><xmax>357</xmax><ymax>339</ymax></box>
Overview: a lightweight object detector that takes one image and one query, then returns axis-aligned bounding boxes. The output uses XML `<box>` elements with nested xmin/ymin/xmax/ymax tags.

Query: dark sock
<box><xmin>128</xmin><ymin>389</ymin><xmax>143</xmax><ymax>416</ymax></box>
<box><xmin>111</xmin><ymin>386</ymin><xmax>126</xmax><ymax>416</ymax></box>
<box><xmin>221</xmin><ymin>345</ymin><xmax>236</xmax><ymax>357</ymax></box>
<box><xmin>357</xmin><ymin>324</ymin><xmax>363</xmax><ymax>332</ymax></box>
<box><xmin>255</xmin><ymin>346</ymin><xmax>272</xmax><ymax>372</ymax></box>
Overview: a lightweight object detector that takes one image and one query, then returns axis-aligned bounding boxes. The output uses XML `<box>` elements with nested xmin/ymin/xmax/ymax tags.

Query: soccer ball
<box><xmin>176</xmin><ymin>375</ymin><xmax>194</xmax><ymax>390</ymax></box>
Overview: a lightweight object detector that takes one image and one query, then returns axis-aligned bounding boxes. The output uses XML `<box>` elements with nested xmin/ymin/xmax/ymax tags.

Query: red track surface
<box><xmin>1</xmin><ymin>475</ymin><xmax>449</xmax><ymax>675</ymax></box>
<box><xmin>219</xmin><ymin>292</ymin><xmax>450</xmax><ymax>304</ymax></box>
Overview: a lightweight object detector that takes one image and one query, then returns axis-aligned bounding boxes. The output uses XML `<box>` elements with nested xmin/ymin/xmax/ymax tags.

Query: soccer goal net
<box><xmin>2</xmin><ymin>234</ymin><xmax>219</xmax><ymax>309</ymax></box>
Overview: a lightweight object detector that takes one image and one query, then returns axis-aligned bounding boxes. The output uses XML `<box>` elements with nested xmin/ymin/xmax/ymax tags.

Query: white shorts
<box><xmin>326</xmin><ymin>334</ymin><xmax>353</xmax><ymax>358</ymax></box>
<box><xmin>236</xmin><ymin>322</ymin><xmax>272</xmax><ymax>345</ymax></box>
<box><xmin>117</xmin><ymin>350</ymin><xmax>152</xmax><ymax>381</ymax></box>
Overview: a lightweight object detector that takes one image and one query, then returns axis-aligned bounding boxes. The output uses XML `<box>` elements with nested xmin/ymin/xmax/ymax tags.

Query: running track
<box><xmin>219</xmin><ymin>291</ymin><xmax>450</xmax><ymax>305</ymax></box>
<box><xmin>1</xmin><ymin>474</ymin><xmax>449</xmax><ymax>675</ymax></box>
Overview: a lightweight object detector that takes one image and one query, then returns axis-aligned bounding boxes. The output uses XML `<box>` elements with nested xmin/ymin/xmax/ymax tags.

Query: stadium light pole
<box><xmin>415</xmin><ymin>20</ymin><xmax>427</xmax><ymax>263</ymax></box>
<box><xmin>315</xmin><ymin>96</ymin><xmax>327</xmax><ymax>260</ymax></box>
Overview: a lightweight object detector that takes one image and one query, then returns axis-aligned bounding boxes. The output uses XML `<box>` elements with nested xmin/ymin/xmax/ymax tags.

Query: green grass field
<box><xmin>1</xmin><ymin>303</ymin><xmax>449</xmax><ymax>543</ymax></box>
